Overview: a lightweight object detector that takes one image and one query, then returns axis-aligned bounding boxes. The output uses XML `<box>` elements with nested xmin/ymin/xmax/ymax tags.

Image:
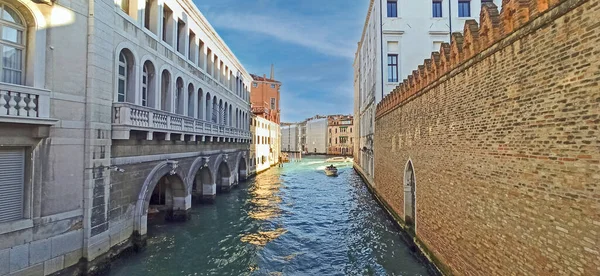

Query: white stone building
<box><xmin>354</xmin><ymin>0</ymin><xmax>501</xmax><ymax>181</ymax></box>
<box><xmin>250</xmin><ymin>115</ymin><xmax>280</xmax><ymax>174</ymax></box>
<box><xmin>305</xmin><ymin>117</ymin><xmax>328</xmax><ymax>155</ymax></box>
<box><xmin>0</xmin><ymin>0</ymin><xmax>251</xmax><ymax>274</ymax></box>
<box><xmin>281</xmin><ymin>124</ymin><xmax>301</xmax><ymax>152</ymax></box>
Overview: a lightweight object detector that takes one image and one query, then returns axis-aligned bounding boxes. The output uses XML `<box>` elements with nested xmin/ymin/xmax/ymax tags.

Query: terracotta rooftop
<box><xmin>251</xmin><ymin>74</ymin><xmax>281</xmax><ymax>83</ymax></box>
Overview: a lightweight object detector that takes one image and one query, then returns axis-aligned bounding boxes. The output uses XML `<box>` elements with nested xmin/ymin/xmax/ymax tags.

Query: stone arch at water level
<box><xmin>133</xmin><ymin>161</ymin><xmax>191</xmax><ymax>243</ymax></box>
<box><xmin>404</xmin><ymin>159</ymin><xmax>417</xmax><ymax>231</ymax></box>
<box><xmin>215</xmin><ymin>155</ymin><xmax>232</xmax><ymax>193</ymax></box>
<box><xmin>237</xmin><ymin>155</ymin><xmax>248</xmax><ymax>183</ymax></box>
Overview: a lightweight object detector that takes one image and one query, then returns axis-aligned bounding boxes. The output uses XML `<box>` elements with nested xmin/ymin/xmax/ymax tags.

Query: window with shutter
<box><xmin>0</xmin><ymin>148</ymin><xmax>24</xmax><ymax>223</ymax></box>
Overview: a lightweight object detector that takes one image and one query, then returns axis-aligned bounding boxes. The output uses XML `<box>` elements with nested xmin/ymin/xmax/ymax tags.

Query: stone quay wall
<box><xmin>374</xmin><ymin>0</ymin><xmax>599</xmax><ymax>275</ymax></box>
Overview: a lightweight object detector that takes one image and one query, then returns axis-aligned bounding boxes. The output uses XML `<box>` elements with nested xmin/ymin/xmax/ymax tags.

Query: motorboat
<box><xmin>325</xmin><ymin>157</ymin><xmax>348</xmax><ymax>163</ymax></box>
<box><xmin>325</xmin><ymin>165</ymin><xmax>338</xmax><ymax>176</ymax></box>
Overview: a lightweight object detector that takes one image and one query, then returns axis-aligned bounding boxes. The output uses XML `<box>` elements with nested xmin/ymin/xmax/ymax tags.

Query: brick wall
<box><xmin>374</xmin><ymin>0</ymin><xmax>599</xmax><ymax>275</ymax></box>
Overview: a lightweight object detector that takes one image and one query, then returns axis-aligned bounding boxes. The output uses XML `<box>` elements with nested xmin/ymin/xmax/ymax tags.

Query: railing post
<box><xmin>167</xmin><ymin>114</ymin><xmax>171</xmax><ymax>130</ymax></box>
<box><xmin>0</xmin><ymin>90</ymin><xmax>7</xmax><ymax>115</ymax></box>
<box><xmin>148</xmin><ymin>109</ymin><xmax>154</xmax><ymax>128</ymax></box>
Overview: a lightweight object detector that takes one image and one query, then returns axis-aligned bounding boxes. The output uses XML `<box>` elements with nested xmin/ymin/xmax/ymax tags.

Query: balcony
<box><xmin>251</xmin><ymin>102</ymin><xmax>270</xmax><ymax>115</ymax></box>
<box><xmin>0</xmin><ymin>83</ymin><xmax>57</xmax><ymax>125</ymax></box>
<box><xmin>112</xmin><ymin>102</ymin><xmax>251</xmax><ymax>142</ymax></box>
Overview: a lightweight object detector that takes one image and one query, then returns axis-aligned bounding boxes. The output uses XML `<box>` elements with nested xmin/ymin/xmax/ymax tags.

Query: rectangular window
<box><xmin>162</xmin><ymin>5</ymin><xmax>173</xmax><ymax>45</ymax></box>
<box><xmin>270</xmin><ymin>84</ymin><xmax>275</xmax><ymax>88</ymax></box>
<box><xmin>177</xmin><ymin>20</ymin><xmax>185</xmax><ymax>54</ymax></box>
<box><xmin>0</xmin><ymin>148</ymin><xmax>25</xmax><ymax>223</ymax></box>
<box><xmin>270</xmin><ymin>98</ymin><xmax>276</xmax><ymax>110</ymax></box>
<box><xmin>432</xmin><ymin>1</ymin><xmax>442</xmax><ymax>17</ymax></box>
<box><xmin>2</xmin><ymin>45</ymin><xmax>23</xmax><ymax>85</ymax></box>
<box><xmin>458</xmin><ymin>1</ymin><xmax>471</xmax><ymax>17</ymax></box>
<box><xmin>252</xmin><ymin>82</ymin><xmax>258</xmax><ymax>88</ymax></box>
<box><xmin>120</xmin><ymin>0</ymin><xmax>130</xmax><ymax>14</ymax></box>
<box><xmin>188</xmin><ymin>31</ymin><xmax>196</xmax><ymax>61</ymax></box>
<box><xmin>142</xmin><ymin>72</ymin><xmax>148</xmax><ymax>106</ymax></box>
<box><xmin>387</xmin><ymin>1</ymin><xmax>397</xmax><ymax>17</ymax></box>
<box><xmin>387</xmin><ymin>54</ymin><xmax>398</xmax><ymax>83</ymax></box>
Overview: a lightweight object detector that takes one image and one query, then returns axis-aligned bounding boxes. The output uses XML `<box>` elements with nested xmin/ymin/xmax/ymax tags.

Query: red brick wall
<box><xmin>374</xmin><ymin>0</ymin><xmax>600</xmax><ymax>275</ymax></box>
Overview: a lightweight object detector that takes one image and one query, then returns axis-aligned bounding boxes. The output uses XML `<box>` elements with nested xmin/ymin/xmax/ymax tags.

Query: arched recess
<box><xmin>212</xmin><ymin>96</ymin><xmax>218</xmax><ymax>123</ymax></box>
<box><xmin>187</xmin><ymin>156</ymin><xmax>216</xmax><ymax>202</ymax></box>
<box><xmin>175</xmin><ymin>77</ymin><xmax>184</xmax><ymax>115</ymax></box>
<box><xmin>205</xmin><ymin>92</ymin><xmax>212</xmax><ymax>121</ymax></box>
<box><xmin>197</xmin><ymin>88</ymin><xmax>204</xmax><ymax>120</ymax></box>
<box><xmin>223</xmin><ymin>102</ymin><xmax>229</xmax><ymax>127</ymax></box>
<box><xmin>218</xmin><ymin>99</ymin><xmax>224</xmax><ymax>125</ymax></box>
<box><xmin>187</xmin><ymin>83</ymin><xmax>195</xmax><ymax>117</ymax></box>
<box><xmin>160</xmin><ymin>69</ymin><xmax>171</xmax><ymax>111</ymax></box>
<box><xmin>133</xmin><ymin>161</ymin><xmax>190</xmax><ymax>238</ymax></box>
<box><xmin>213</xmin><ymin>154</ymin><xmax>232</xmax><ymax>192</ymax></box>
<box><xmin>404</xmin><ymin>159</ymin><xmax>417</xmax><ymax>230</ymax></box>
<box><xmin>228</xmin><ymin>105</ymin><xmax>233</xmax><ymax>126</ymax></box>
<box><xmin>141</xmin><ymin>59</ymin><xmax>156</xmax><ymax>108</ymax></box>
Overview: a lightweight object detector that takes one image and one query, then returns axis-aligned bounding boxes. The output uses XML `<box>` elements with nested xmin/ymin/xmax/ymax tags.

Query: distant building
<box><xmin>250</xmin><ymin>65</ymin><xmax>281</xmax><ymax>173</ymax></box>
<box><xmin>327</xmin><ymin>115</ymin><xmax>354</xmax><ymax>156</ymax></box>
<box><xmin>250</xmin><ymin>115</ymin><xmax>280</xmax><ymax>174</ymax></box>
<box><xmin>281</xmin><ymin>124</ymin><xmax>301</xmax><ymax>152</ymax></box>
<box><xmin>305</xmin><ymin>117</ymin><xmax>328</xmax><ymax>154</ymax></box>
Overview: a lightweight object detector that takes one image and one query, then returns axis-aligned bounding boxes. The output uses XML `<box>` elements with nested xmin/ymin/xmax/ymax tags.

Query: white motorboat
<box><xmin>326</xmin><ymin>157</ymin><xmax>348</xmax><ymax>163</ymax></box>
<box><xmin>325</xmin><ymin>165</ymin><xmax>338</xmax><ymax>176</ymax></box>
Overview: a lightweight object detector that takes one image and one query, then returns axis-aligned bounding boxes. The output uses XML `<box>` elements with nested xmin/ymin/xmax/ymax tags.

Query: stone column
<box><xmin>220</xmin><ymin>176</ymin><xmax>232</xmax><ymax>192</ymax></box>
<box><xmin>167</xmin><ymin>194</ymin><xmax>191</xmax><ymax>222</ymax></box>
<box><xmin>202</xmin><ymin>183</ymin><xmax>216</xmax><ymax>202</ymax></box>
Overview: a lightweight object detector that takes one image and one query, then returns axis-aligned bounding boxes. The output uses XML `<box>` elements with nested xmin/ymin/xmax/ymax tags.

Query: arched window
<box><xmin>117</xmin><ymin>52</ymin><xmax>128</xmax><ymax>102</ymax></box>
<box><xmin>0</xmin><ymin>4</ymin><xmax>25</xmax><ymax>85</ymax></box>
<box><xmin>117</xmin><ymin>49</ymin><xmax>135</xmax><ymax>103</ymax></box>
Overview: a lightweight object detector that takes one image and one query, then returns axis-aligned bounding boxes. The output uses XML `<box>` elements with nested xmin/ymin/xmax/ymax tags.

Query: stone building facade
<box><xmin>0</xmin><ymin>0</ymin><xmax>251</xmax><ymax>274</ymax></box>
<box><xmin>373</xmin><ymin>0</ymin><xmax>599</xmax><ymax>275</ymax></box>
<box><xmin>250</xmin><ymin>115</ymin><xmax>280</xmax><ymax>174</ymax></box>
<box><xmin>327</xmin><ymin>115</ymin><xmax>354</xmax><ymax>156</ymax></box>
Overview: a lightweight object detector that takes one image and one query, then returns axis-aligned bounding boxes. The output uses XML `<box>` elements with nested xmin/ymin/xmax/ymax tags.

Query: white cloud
<box><xmin>207</xmin><ymin>11</ymin><xmax>356</xmax><ymax>59</ymax></box>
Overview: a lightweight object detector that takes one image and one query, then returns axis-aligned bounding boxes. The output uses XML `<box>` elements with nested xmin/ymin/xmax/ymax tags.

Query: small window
<box><xmin>270</xmin><ymin>98</ymin><xmax>276</xmax><ymax>110</ymax></box>
<box><xmin>252</xmin><ymin>82</ymin><xmax>258</xmax><ymax>88</ymax></box>
<box><xmin>458</xmin><ymin>1</ymin><xmax>471</xmax><ymax>17</ymax></box>
<box><xmin>432</xmin><ymin>1</ymin><xmax>442</xmax><ymax>18</ymax></box>
<box><xmin>387</xmin><ymin>54</ymin><xmax>398</xmax><ymax>83</ymax></box>
<box><xmin>270</xmin><ymin>84</ymin><xmax>275</xmax><ymax>88</ymax></box>
<box><xmin>387</xmin><ymin>1</ymin><xmax>397</xmax><ymax>17</ymax></box>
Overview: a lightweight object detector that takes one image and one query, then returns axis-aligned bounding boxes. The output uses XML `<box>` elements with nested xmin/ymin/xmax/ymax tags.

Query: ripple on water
<box><xmin>107</xmin><ymin>158</ymin><xmax>431</xmax><ymax>276</ymax></box>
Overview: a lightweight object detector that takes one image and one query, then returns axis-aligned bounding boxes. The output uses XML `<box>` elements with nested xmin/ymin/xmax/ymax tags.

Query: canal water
<box><xmin>109</xmin><ymin>157</ymin><xmax>431</xmax><ymax>276</ymax></box>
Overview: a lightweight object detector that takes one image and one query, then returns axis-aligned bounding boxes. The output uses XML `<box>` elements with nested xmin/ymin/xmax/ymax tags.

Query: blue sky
<box><xmin>195</xmin><ymin>0</ymin><xmax>369</xmax><ymax>122</ymax></box>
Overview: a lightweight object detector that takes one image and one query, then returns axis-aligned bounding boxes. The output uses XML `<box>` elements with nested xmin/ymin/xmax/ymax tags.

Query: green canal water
<box><xmin>108</xmin><ymin>157</ymin><xmax>431</xmax><ymax>276</ymax></box>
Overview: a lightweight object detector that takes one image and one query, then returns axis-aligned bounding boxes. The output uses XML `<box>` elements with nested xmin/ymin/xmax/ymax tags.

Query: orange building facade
<box><xmin>250</xmin><ymin>68</ymin><xmax>281</xmax><ymax>124</ymax></box>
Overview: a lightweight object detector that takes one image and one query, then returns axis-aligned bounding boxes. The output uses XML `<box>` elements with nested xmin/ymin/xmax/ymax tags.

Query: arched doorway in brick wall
<box><xmin>404</xmin><ymin>160</ymin><xmax>417</xmax><ymax>230</ymax></box>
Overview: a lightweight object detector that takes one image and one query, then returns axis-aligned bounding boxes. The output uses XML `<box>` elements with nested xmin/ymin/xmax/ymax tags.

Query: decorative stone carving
<box><xmin>167</xmin><ymin>160</ymin><xmax>179</xmax><ymax>175</ymax></box>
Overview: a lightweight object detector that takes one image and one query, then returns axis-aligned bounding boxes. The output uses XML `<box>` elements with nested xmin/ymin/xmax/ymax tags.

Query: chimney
<box><xmin>270</xmin><ymin>64</ymin><xmax>274</xmax><ymax>80</ymax></box>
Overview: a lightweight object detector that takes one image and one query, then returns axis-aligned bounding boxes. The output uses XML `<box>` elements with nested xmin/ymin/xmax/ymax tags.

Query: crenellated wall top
<box><xmin>375</xmin><ymin>0</ymin><xmax>565</xmax><ymax>119</ymax></box>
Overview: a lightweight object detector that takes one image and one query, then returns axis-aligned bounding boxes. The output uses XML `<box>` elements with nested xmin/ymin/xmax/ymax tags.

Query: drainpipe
<box><xmin>449</xmin><ymin>0</ymin><xmax>453</xmax><ymax>41</ymax></box>
<box><xmin>379</xmin><ymin>0</ymin><xmax>384</xmax><ymax>100</ymax></box>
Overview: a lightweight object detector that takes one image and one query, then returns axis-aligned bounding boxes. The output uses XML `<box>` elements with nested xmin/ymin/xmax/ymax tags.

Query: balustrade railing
<box><xmin>113</xmin><ymin>102</ymin><xmax>251</xmax><ymax>139</ymax></box>
<box><xmin>0</xmin><ymin>83</ymin><xmax>52</xmax><ymax>123</ymax></box>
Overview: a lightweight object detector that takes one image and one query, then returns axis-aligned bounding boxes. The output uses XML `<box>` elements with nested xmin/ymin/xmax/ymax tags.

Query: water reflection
<box><xmin>108</xmin><ymin>157</ymin><xmax>431</xmax><ymax>276</ymax></box>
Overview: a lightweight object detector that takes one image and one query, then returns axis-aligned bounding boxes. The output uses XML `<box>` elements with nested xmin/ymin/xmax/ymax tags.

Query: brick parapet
<box><xmin>376</xmin><ymin>0</ymin><xmax>577</xmax><ymax>120</ymax></box>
